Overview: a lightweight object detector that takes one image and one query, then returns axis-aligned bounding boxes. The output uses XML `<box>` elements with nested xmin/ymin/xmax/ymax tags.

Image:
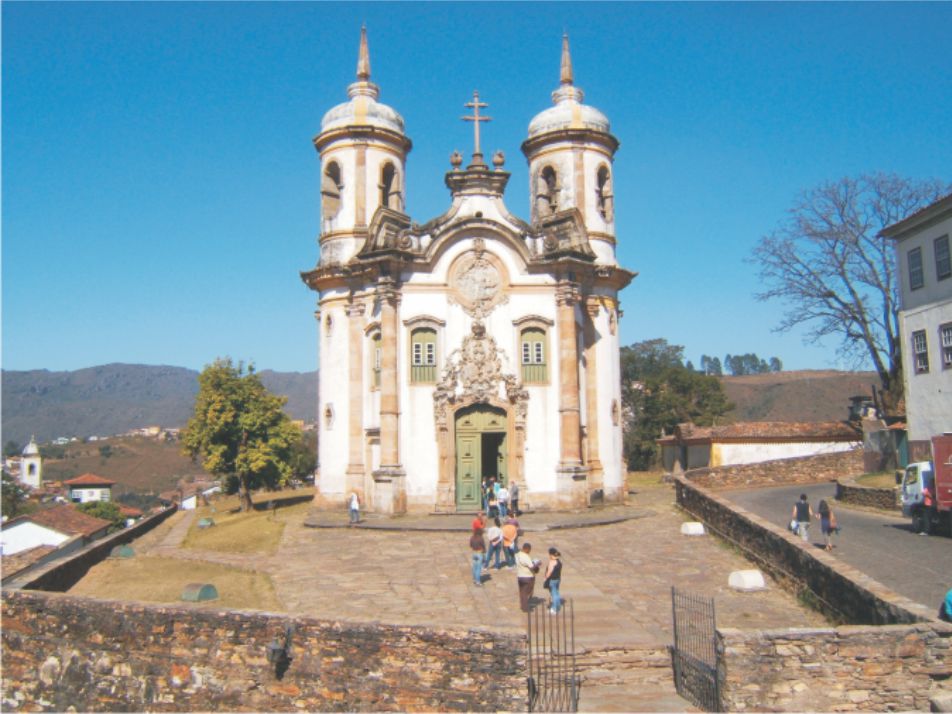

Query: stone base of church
<box><xmin>372</xmin><ymin>467</ymin><xmax>407</xmax><ymax>515</ymax></box>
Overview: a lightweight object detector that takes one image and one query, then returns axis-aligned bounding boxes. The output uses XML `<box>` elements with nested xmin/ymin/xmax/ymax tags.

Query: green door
<box><xmin>455</xmin><ymin>404</ymin><xmax>507</xmax><ymax>510</ymax></box>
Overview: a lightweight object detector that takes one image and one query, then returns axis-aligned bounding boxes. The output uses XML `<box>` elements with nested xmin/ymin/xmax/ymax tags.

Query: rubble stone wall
<box><xmin>718</xmin><ymin>623</ymin><xmax>952</xmax><ymax>712</ymax></box>
<box><xmin>5</xmin><ymin>506</ymin><xmax>178</xmax><ymax>593</ymax></box>
<box><xmin>1</xmin><ymin>590</ymin><xmax>526</xmax><ymax>713</ymax></box>
<box><xmin>682</xmin><ymin>449</ymin><xmax>864</xmax><ymax>490</ymax></box>
<box><xmin>835</xmin><ymin>478</ymin><xmax>900</xmax><ymax>511</ymax></box>
<box><xmin>674</xmin><ymin>476</ymin><xmax>934</xmax><ymax>625</ymax></box>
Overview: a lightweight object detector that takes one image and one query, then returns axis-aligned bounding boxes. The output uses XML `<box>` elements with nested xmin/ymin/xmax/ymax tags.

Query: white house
<box><xmin>658</xmin><ymin>421</ymin><xmax>862</xmax><ymax>472</ymax></box>
<box><xmin>64</xmin><ymin>473</ymin><xmax>116</xmax><ymax>503</ymax></box>
<box><xmin>302</xmin><ymin>32</ymin><xmax>633</xmax><ymax>513</ymax></box>
<box><xmin>883</xmin><ymin>192</ymin><xmax>952</xmax><ymax>460</ymax></box>
<box><xmin>0</xmin><ymin>504</ymin><xmax>111</xmax><ymax>556</ymax></box>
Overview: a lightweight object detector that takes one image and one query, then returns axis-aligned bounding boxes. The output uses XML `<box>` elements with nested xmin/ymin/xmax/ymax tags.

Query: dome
<box><xmin>527</xmin><ymin>88</ymin><xmax>611</xmax><ymax>138</ymax></box>
<box><xmin>319</xmin><ymin>27</ymin><xmax>405</xmax><ymax>136</ymax></box>
<box><xmin>22</xmin><ymin>437</ymin><xmax>39</xmax><ymax>456</ymax></box>
<box><xmin>527</xmin><ymin>35</ymin><xmax>611</xmax><ymax>139</ymax></box>
<box><xmin>320</xmin><ymin>82</ymin><xmax>406</xmax><ymax>135</ymax></box>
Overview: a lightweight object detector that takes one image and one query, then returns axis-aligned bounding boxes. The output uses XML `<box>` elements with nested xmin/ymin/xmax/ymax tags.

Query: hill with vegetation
<box><xmin>721</xmin><ymin>369</ymin><xmax>879</xmax><ymax>423</ymax></box>
<box><xmin>1</xmin><ymin>364</ymin><xmax>317</xmax><ymax>446</ymax></box>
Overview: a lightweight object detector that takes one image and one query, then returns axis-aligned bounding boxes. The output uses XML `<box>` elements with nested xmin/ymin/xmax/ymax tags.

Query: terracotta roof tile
<box><xmin>6</xmin><ymin>504</ymin><xmax>112</xmax><ymax>538</ymax></box>
<box><xmin>672</xmin><ymin>421</ymin><xmax>860</xmax><ymax>443</ymax></box>
<box><xmin>1</xmin><ymin>544</ymin><xmax>59</xmax><ymax>577</ymax></box>
<box><xmin>64</xmin><ymin>473</ymin><xmax>116</xmax><ymax>487</ymax></box>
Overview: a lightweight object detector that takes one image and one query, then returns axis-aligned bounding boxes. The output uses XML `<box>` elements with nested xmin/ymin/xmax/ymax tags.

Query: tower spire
<box><xmin>356</xmin><ymin>25</ymin><xmax>371</xmax><ymax>81</ymax></box>
<box><xmin>560</xmin><ymin>33</ymin><xmax>573</xmax><ymax>86</ymax></box>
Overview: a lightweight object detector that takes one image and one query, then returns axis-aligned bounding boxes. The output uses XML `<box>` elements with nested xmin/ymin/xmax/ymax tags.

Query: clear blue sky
<box><xmin>3</xmin><ymin>2</ymin><xmax>951</xmax><ymax>373</ymax></box>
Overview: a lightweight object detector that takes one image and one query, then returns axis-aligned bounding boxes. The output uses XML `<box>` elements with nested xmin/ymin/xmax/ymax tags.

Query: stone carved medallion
<box><xmin>434</xmin><ymin>321</ymin><xmax>528</xmax><ymax>424</ymax></box>
<box><xmin>450</xmin><ymin>239</ymin><xmax>508</xmax><ymax>319</ymax></box>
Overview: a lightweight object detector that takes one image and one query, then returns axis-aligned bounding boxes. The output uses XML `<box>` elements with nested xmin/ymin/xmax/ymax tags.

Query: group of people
<box><xmin>483</xmin><ymin>477</ymin><xmax>520</xmax><ymax>519</ymax></box>
<box><xmin>791</xmin><ymin>493</ymin><xmax>838</xmax><ymax>551</ymax></box>
<box><xmin>468</xmin><ymin>510</ymin><xmax>563</xmax><ymax>614</ymax></box>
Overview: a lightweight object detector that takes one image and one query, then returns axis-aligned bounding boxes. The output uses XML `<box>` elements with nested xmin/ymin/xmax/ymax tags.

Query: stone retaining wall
<box><xmin>674</xmin><ymin>476</ymin><xmax>934</xmax><ymax>625</ymax></box>
<box><xmin>718</xmin><ymin>623</ymin><xmax>952</xmax><ymax>712</ymax></box>
<box><xmin>835</xmin><ymin>478</ymin><xmax>899</xmax><ymax>510</ymax></box>
<box><xmin>1</xmin><ymin>590</ymin><xmax>526</xmax><ymax>712</ymax></box>
<box><xmin>683</xmin><ymin>449</ymin><xmax>864</xmax><ymax>490</ymax></box>
<box><xmin>6</xmin><ymin>506</ymin><xmax>178</xmax><ymax>593</ymax></box>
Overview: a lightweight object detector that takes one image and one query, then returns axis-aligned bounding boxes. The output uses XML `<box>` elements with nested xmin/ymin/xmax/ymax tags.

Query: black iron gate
<box><xmin>670</xmin><ymin>587</ymin><xmax>721</xmax><ymax>711</ymax></box>
<box><xmin>527</xmin><ymin>598</ymin><xmax>580</xmax><ymax>712</ymax></box>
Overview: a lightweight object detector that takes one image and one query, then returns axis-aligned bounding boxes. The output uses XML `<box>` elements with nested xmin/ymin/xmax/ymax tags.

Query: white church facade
<box><xmin>302</xmin><ymin>31</ymin><xmax>634</xmax><ymax>513</ymax></box>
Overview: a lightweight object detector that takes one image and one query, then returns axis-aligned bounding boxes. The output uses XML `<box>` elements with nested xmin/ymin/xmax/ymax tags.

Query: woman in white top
<box><xmin>349</xmin><ymin>492</ymin><xmax>360</xmax><ymax>525</ymax></box>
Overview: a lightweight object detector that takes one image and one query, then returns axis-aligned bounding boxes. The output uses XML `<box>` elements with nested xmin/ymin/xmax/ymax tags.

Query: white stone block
<box><xmin>680</xmin><ymin>521</ymin><xmax>706</xmax><ymax>536</ymax></box>
<box><xmin>728</xmin><ymin>569</ymin><xmax>767</xmax><ymax>591</ymax></box>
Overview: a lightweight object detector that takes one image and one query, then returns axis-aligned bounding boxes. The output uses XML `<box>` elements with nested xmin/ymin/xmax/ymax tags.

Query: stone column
<box><xmin>584</xmin><ymin>299</ymin><xmax>604</xmax><ymax>496</ymax></box>
<box><xmin>355</xmin><ymin>143</ymin><xmax>367</xmax><ymax>228</ymax></box>
<box><xmin>345</xmin><ymin>300</ymin><xmax>366</xmax><ymax>498</ymax></box>
<box><xmin>373</xmin><ymin>278</ymin><xmax>406</xmax><ymax>513</ymax></box>
<box><xmin>556</xmin><ymin>283</ymin><xmax>588</xmax><ymax>506</ymax></box>
<box><xmin>557</xmin><ymin>283</ymin><xmax>583</xmax><ymax>466</ymax></box>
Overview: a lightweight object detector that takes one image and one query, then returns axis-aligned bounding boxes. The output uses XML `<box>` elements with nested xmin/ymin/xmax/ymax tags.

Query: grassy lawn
<box><xmin>182</xmin><ymin>494</ymin><xmax>311</xmax><ymax>555</ymax></box>
<box><xmin>855</xmin><ymin>471</ymin><xmax>899</xmax><ymax>489</ymax></box>
<box><xmin>627</xmin><ymin>470</ymin><xmax>668</xmax><ymax>491</ymax></box>
<box><xmin>69</xmin><ymin>555</ymin><xmax>282</xmax><ymax>610</ymax></box>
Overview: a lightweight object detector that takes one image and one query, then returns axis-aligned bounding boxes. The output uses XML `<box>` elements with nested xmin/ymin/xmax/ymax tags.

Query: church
<box><xmin>302</xmin><ymin>30</ymin><xmax>634</xmax><ymax>513</ymax></box>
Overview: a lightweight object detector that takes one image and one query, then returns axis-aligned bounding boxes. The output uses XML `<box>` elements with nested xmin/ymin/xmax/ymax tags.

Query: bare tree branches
<box><xmin>751</xmin><ymin>173</ymin><xmax>949</xmax><ymax>412</ymax></box>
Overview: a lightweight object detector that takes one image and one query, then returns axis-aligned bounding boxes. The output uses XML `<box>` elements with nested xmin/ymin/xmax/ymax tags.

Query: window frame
<box><xmin>935</xmin><ymin>235</ymin><xmax>951</xmax><ymax>281</ymax></box>
<box><xmin>520</xmin><ymin>326</ymin><xmax>548</xmax><ymax>384</ymax></box>
<box><xmin>908</xmin><ymin>247</ymin><xmax>924</xmax><ymax>291</ymax></box>
<box><xmin>409</xmin><ymin>327</ymin><xmax>438</xmax><ymax>383</ymax></box>
<box><xmin>912</xmin><ymin>329</ymin><xmax>929</xmax><ymax>374</ymax></box>
<box><xmin>940</xmin><ymin>322</ymin><xmax>952</xmax><ymax>370</ymax></box>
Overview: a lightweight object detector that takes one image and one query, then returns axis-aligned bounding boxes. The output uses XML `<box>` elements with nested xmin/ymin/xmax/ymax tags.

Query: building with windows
<box><xmin>883</xmin><ymin>191</ymin><xmax>952</xmax><ymax>458</ymax></box>
<box><xmin>302</xmin><ymin>31</ymin><xmax>634</xmax><ymax>513</ymax></box>
<box><xmin>64</xmin><ymin>473</ymin><xmax>115</xmax><ymax>504</ymax></box>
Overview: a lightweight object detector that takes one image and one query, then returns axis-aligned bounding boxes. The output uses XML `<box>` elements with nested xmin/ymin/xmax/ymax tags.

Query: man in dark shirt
<box><xmin>792</xmin><ymin>493</ymin><xmax>813</xmax><ymax>543</ymax></box>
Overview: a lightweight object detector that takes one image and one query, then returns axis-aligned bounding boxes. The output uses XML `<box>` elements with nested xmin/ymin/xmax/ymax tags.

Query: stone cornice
<box><xmin>314</xmin><ymin>124</ymin><xmax>412</xmax><ymax>154</ymax></box>
<box><xmin>521</xmin><ymin>127</ymin><xmax>619</xmax><ymax>159</ymax></box>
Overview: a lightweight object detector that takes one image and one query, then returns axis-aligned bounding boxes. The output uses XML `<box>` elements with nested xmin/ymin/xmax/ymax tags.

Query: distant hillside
<box><xmin>2</xmin><ymin>364</ymin><xmax>317</xmax><ymax>446</ymax></box>
<box><xmin>721</xmin><ymin>369</ymin><xmax>879</xmax><ymax>423</ymax></box>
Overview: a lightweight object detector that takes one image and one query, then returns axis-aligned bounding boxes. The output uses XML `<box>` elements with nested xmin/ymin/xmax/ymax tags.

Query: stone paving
<box><xmin>130</xmin><ymin>486</ymin><xmax>828</xmax><ymax>711</ymax></box>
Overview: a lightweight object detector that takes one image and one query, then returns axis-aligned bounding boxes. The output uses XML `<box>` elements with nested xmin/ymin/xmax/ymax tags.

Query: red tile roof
<box><xmin>118</xmin><ymin>505</ymin><xmax>143</xmax><ymax>518</ymax></box>
<box><xmin>1</xmin><ymin>544</ymin><xmax>59</xmax><ymax>577</ymax></box>
<box><xmin>661</xmin><ymin>421</ymin><xmax>861</xmax><ymax>445</ymax></box>
<box><xmin>64</xmin><ymin>473</ymin><xmax>116</xmax><ymax>487</ymax></box>
<box><xmin>5</xmin><ymin>504</ymin><xmax>112</xmax><ymax>538</ymax></box>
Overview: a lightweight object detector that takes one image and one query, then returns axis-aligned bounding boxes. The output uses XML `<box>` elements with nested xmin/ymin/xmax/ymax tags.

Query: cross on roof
<box><xmin>462</xmin><ymin>91</ymin><xmax>492</xmax><ymax>164</ymax></box>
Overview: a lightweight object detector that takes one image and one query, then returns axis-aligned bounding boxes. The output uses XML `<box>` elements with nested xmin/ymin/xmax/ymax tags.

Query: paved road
<box><xmin>723</xmin><ymin>482</ymin><xmax>952</xmax><ymax>613</ymax></box>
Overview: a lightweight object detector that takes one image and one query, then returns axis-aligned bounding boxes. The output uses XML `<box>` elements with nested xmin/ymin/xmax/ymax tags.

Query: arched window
<box><xmin>380</xmin><ymin>162</ymin><xmax>402</xmax><ymax>210</ymax></box>
<box><xmin>321</xmin><ymin>161</ymin><xmax>343</xmax><ymax>220</ymax></box>
<box><xmin>596</xmin><ymin>165</ymin><xmax>613</xmax><ymax>222</ymax></box>
<box><xmin>520</xmin><ymin>327</ymin><xmax>548</xmax><ymax>383</ymax></box>
<box><xmin>535</xmin><ymin>165</ymin><xmax>558</xmax><ymax>219</ymax></box>
<box><xmin>28</xmin><ymin>463</ymin><xmax>36</xmax><ymax>475</ymax></box>
<box><xmin>370</xmin><ymin>332</ymin><xmax>382</xmax><ymax>389</ymax></box>
<box><xmin>410</xmin><ymin>327</ymin><xmax>437</xmax><ymax>383</ymax></box>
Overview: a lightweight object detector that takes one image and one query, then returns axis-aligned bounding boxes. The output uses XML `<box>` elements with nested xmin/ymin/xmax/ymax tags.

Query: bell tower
<box><xmin>314</xmin><ymin>27</ymin><xmax>412</xmax><ymax>266</ymax></box>
<box><xmin>522</xmin><ymin>35</ymin><xmax>619</xmax><ymax>265</ymax></box>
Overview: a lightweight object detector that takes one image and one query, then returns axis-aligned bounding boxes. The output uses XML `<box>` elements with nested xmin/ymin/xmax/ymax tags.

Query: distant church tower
<box><xmin>303</xmin><ymin>32</ymin><xmax>634</xmax><ymax>513</ymax></box>
<box><xmin>20</xmin><ymin>436</ymin><xmax>43</xmax><ymax>489</ymax></box>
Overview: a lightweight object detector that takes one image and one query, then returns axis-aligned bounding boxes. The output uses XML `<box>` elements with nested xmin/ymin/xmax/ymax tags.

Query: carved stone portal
<box><xmin>433</xmin><ymin>320</ymin><xmax>529</xmax><ymax>511</ymax></box>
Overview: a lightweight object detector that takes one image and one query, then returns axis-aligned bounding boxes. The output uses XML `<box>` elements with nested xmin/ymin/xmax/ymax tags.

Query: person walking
<box><xmin>498</xmin><ymin>484</ymin><xmax>509</xmax><ymax>518</ymax></box>
<box><xmin>815</xmin><ymin>499</ymin><xmax>837</xmax><ymax>551</ymax></box>
<box><xmin>510</xmin><ymin>481</ymin><xmax>521</xmax><ymax>516</ymax></box>
<box><xmin>792</xmin><ymin>493</ymin><xmax>812</xmax><ymax>543</ymax></box>
<box><xmin>471</xmin><ymin>511</ymin><xmax>486</xmax><ymax>533</ymax></box>
<box><xmin>470</xmin><ymin>527</ymin><xmax>486</xmax><ymax>586</ymax></box>
<box><xmin>348</xmin><ymin>491</ymin><xmax>360</xmax><ymax>525</ymax></box>
<box><xmin>515</xmin><ymin>542</ymin><xmax>541</xmax><ymax>612</ymax></box>
<box><xmin>501</xmin><ymin>517</ymin><xmax>519</xmax><ymax>568</ymax></box>
<box><xmin>543</xmin><ymin>547</ymin><xmax>563</xmax><ymax>614</ymax></box>
<box><xmin>484</xmin><ymin>517</ymin><xmax>504</xmax><ymax>570</ymax></box>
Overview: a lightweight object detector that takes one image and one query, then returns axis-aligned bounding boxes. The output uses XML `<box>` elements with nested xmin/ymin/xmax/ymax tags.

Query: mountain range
<box><xmin>1</xmin><ymin>363</ymin><xmax>877</xmax><ymax>448</ymax></box>
<box><xmin>2</xmin><ymin>364</ymin><xmax>317</xmax><ymax>446</ymax></box>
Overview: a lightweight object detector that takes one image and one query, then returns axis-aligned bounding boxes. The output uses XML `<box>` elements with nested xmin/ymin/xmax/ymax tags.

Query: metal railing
<box><xmin>670</xmin><ymin>586</ymin><xmax>721</xmax><ymax>711</ymax></box>
<box><xmin>527</xmin><ymin>598</ymin><xmax>579</xmax><ymax>712</ymax></box>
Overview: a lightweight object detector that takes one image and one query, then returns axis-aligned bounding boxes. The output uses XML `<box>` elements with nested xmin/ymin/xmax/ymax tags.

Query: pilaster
<box><xmin>374</xmin><ymin>278</ymin><xmax>406</xmax><ymax>512</ymax></box>
<box><xmin>556</xmin><ymin>282</ymin><xmax>585</xmax><ymax>477</ymax></box>
<box><xmin>345</xmin><ymin>300</ymin><xmax>367</xmax><ymax>497</ymax></box>
<box><xmin>584</xmin><ymin>298</ymin><xmax>604</xmax><ymax>499</ymax></box>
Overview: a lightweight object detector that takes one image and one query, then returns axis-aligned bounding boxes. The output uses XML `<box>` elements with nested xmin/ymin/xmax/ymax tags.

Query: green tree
<box><xmin>621</xmin><ymin>339</ymin><xmax>734</xmax><ymax>470</ymax></box>
<box><xmin>2</xmin><ymin>470</ymin><xmax>31</xmax><ymax>519</ymax></box>
<box><xmin>182</xmin><ymin>358</ymin><xmax>301</xmax><ymax>512</ymax></box>
<box><xmin>76</xmin><ymin>501</ymin><xmax>125</xmax><ymax>531</ymax></box>
<box><xmin>751</xmin><ymin>173</ymin><xmax>949</xmax><ymax>413</ymax></box>
<box><xmin>3</xmin><ymin>441</ymin><xmax>21</xmax><ymax>458</ymax></box>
